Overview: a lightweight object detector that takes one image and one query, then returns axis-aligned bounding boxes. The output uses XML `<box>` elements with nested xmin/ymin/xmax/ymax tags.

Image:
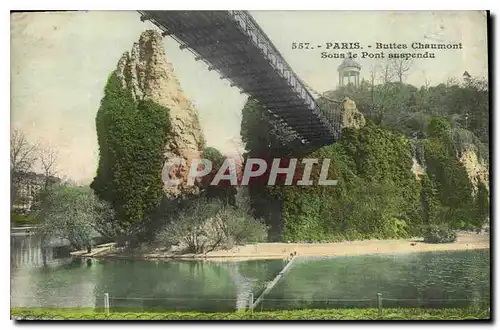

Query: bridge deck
<box><xmin>139</xmin><ymin>10</ymin><xmax>341</xmax><ymax>149</ymax></box>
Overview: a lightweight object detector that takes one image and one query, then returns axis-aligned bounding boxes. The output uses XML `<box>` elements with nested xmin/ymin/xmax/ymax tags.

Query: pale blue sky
<box><xmin>11</xmin><ymin>11</ymin><xmax>488</xmax><ymax>183</ymax></box>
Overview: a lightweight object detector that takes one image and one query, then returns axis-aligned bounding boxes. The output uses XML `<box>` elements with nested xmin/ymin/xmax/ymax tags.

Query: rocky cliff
<box><xmin>459</xmin><ymin>147</ymin><xmax>489</xmax><ymax>194</ymax></box>
<box><xmin>411</xmin><ymin>157</ymin><xmax>426</xmax><ymax>180</ymax></box>
<box><xmin>409</xmin><ymin>142</ymin><xmax>489</xmax><ymax>193</ymax></box>
<box><xmin>115</xmin><ymin>30</ymin><xmax>206</xmax><ymax>197</ymax></box>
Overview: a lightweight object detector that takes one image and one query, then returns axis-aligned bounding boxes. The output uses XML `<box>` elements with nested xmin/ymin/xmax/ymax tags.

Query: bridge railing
<box><xmin>139</xmin><ymin>10</ymin><xmax>341</xmax><ymax>144</ymax></box>
<box><xmin>228</xmin><ymin>11</ymin><xmax>337</xmax><ymax>139</ymax></box>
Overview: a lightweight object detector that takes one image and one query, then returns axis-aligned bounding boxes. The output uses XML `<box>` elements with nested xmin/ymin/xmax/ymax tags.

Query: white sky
<box><xmin>10</xmin><ymin>11</ymin><xmax>488</xmax><ymax>183</ymax></box>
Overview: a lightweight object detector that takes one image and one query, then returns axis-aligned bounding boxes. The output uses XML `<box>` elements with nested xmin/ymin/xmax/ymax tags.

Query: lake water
<box><xmin>11</xmin><ymin>234</ymin><xmax>490</xmax><ymax>312</ymax></box>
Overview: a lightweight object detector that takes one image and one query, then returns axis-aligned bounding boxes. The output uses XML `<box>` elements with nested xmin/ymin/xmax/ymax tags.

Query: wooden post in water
<box><xmin>252</xmin><ymin>255</ymin><xmax>297</xmax><ymax>310</ymax></box>
<box><xmin>376</xmin><ymin>293</ymin><xmax>382</xmax><ymax>317</ymax></box>
<box><xmin>249</xmin><ymin>293</ymin><xmax>254</xmax><ymax>314</ymax></box>
<box><xmin>104</xmin><ymin>293</ymin><xmax>110</xmax><ymax>314</ymax></box>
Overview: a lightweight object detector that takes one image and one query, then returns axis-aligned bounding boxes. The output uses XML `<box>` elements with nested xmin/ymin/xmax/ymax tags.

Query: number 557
<box><xmin>292</xmin><ymin>42</ymin><xmax>310</xmax><ymax>49</ymax></box>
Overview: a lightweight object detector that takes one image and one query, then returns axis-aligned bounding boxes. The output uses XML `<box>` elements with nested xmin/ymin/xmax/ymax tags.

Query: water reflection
<box><xmin>264</xmin><ymin>250</ymin><xmax>490</xmax><ymax>310</ymax></box>
<box><xmin>11</xmin><ymin>234</ymin><xmax>72</xmax><ymax>268</ymax></box>
<box><xmin>10</xmin><ymin>234</ymin><xmax>283</xmax><ymax>311</ymax></box>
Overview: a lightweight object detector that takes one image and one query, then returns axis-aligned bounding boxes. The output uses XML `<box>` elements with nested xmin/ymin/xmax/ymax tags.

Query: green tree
<box><xmin>427</xmin><ymin>116</ymin><xmax>451</xmax><ymax>139</ymax></box>
<box><xmin>37</xmin><ymin>183</ymin><xmax>113</xmax><ymax>250</ymax></box>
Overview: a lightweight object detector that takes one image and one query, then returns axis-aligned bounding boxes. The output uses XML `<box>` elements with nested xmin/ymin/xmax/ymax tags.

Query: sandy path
<box><xmin>89</xmin><ymin>232</ymin><xmax>489</xmax><ymax>261</ymax></box>
<box><xmin>195</xmin><ymin>232</ymin><xmax>489</xmax><ymax>261</ymax></box>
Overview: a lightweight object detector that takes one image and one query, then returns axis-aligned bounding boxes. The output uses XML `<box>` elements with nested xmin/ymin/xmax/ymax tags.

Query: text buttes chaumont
<box><xmin>375</xmin><ymin>42</ymin><xmax>463</xmax><ymax>50</ymax></box>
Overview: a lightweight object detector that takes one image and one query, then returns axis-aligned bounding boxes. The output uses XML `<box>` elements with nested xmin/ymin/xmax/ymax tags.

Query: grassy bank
<box><xmin>11</xmin><ymin>307</ymin><xmax>490</xmax><ymax>320</ymax></box>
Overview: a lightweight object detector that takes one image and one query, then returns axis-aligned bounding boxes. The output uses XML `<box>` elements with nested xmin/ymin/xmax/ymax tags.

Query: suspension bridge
<box><xmin>138</xmin><ymin>10</ymin><xmax>343</xmax><ymax>152</ymax></box>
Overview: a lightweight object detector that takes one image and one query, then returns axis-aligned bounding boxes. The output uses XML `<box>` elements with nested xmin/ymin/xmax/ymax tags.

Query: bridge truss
<box><xmin>138</xmin><ymin>10</ymin><xmax>343</xmax><ymax>152</ymax></box>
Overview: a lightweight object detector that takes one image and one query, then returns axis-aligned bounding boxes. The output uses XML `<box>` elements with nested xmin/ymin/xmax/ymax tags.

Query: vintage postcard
<box><xmin>10</xmin><ymin>10</ymin><xmax>490</xmax><ymax>321</ymax></box>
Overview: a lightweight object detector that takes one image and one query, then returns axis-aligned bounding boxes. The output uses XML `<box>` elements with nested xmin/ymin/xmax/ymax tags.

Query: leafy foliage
<box><xmin>328</xmin><ymin>76</ymin><xmax>489</xmax><ymax>145</ymax></box>
<box><xmin>202</xmin><ymin>147</ymin><xmax>225</xmax><ymax>168</ymax></box>
<box><xmin>91</xmin><ymin>72</ymin><xmax>171</xmax><ymax>241</ymax></box>
<box><xmin>427</xmin><ymin>116</ymin><xmax>451</xmax><ymax>139</ymax></box>
<box><xmin>282</xmin><ymin>125</ymin><xmax>420</xmax><ymax>242</ymax></box>
<box><xmin>242</xmin><ymin>74</ymin><xmax>489</xmax><ymax>243</ymax></box>
<box><xmin>421</xmin><ymin>133</ymin><xmax>477</xmax><ymax>229</ymax></box>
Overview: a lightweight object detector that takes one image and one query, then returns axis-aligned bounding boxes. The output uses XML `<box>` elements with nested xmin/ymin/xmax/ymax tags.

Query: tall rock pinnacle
<box><xmin>115</xmin><ymin>30</ymin><xmax>206</xmax><ymax>197</ymax></box>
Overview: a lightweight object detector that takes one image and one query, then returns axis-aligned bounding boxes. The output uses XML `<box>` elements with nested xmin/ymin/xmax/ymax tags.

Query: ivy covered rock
<box><xmin>281</xmin><ymin>124</ymin><xmax>421</xmax><ymax>242</ymax></box>
<box><xmin>91</xmin><ymin>30</ymin><xmax>210</xmax><ymax>242</ymax></box>
<box><xmin>116</xmin><ymin>30</ymin><xmax>206</xmax><ymax>198</ymax></box>
<box><xmin>91</xmin><ymin>72</ymin><xmax>171</xmax><ymax>239</ymax></box>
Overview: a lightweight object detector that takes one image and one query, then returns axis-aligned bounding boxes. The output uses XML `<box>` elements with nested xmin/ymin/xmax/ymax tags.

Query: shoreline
<box><xmin>72</xmin><ymin>232</ymin><xmax>489</xmax><ymax>262</ymax></box>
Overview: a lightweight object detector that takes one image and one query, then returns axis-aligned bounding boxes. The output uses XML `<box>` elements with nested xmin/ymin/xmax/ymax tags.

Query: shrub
<box><xmin>423</xmin><ymin>224</ymin><xmax>457</xmax><ymax>243</ymax></box>
<box><xmin>156</xmin><ymin>199</ymin><xmax>268</xmax><ymax>254</ymax></box>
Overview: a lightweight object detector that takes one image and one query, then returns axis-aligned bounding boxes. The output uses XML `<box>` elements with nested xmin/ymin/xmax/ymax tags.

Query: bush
<box><xmin>423</xmin><ymin>224</ymin><xmax>457</xmax><ymax>243</ymax></box>
<box><xmin>156</xmin><ymin>199</ymin><xmax>268</xmax><ymax>254</ymax></box>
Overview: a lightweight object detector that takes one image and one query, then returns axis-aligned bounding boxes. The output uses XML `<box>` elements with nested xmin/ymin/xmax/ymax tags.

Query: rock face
<box><xmin>410</xmin><ymin>144</ymin><xmax>489</xmax><ymax>193</ymax></box>
<box><xmin>341</xmin><ymin>97</ymin><xmax>366</xmax><ymax>129</ymax></box>
<box><xmin>459</xmin><ymin>148</ymin><xmax>489</xmax><ymax>194</ymax></box>
<box><xmin>116</xmin><ymin>30</ymin><xmax>206</xmax><ymax>197</ymax></box>
<box><xmin>411</xmin><ymin>157</ymin><xmax>426</xmax><ymax>180</ymax></box>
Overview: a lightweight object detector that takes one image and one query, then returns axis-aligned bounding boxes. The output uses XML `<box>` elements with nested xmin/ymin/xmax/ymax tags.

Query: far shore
<box><xmin>71</xmin><ymin>232</ymin><xmax>489</xmax><ymax>262</ymax></box>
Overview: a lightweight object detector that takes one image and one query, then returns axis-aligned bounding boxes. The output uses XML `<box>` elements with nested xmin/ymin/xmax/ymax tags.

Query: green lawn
<box><xmin>11</xmin><ymin>307</ymin><xmax>490</xmax><ymax>320</ymax></box>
